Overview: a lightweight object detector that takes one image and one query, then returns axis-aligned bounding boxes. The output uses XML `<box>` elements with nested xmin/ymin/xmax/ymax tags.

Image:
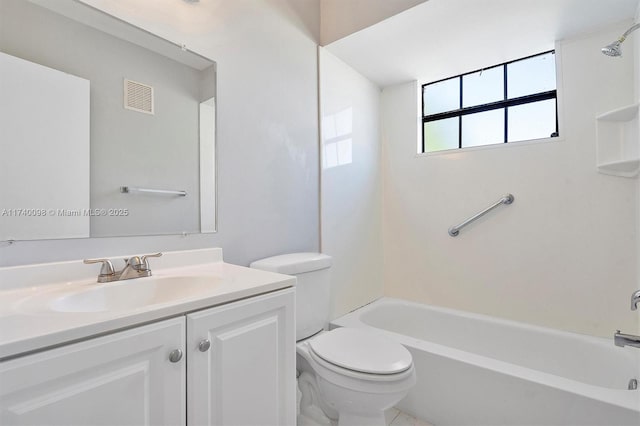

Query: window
<box><xmin>421</xmin><ymin>51</ymin><xmax>558</xmax><ymax>153</ymax></box>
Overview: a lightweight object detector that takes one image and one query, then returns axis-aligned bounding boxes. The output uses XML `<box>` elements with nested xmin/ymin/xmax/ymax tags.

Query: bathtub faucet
<box><xmin>632</xmin><ymin>289</ymin><xmax>640</xmax><ymax>310</ymax></box>
<box><xmin>614</xmin><ymin>330</ymin><xmax>640</xmax><ymax>349</ymax></box>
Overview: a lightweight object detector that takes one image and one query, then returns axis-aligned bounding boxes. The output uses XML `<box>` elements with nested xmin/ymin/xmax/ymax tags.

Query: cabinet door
<box><xmin>0</xmin><ymin>317</ymin><xmax>186</xmax><ymax>426</ymax></box>
<box><xmin>187</xmin><ymin>288</ymin><xmax>295</xmax><ymax>426</ymax></box>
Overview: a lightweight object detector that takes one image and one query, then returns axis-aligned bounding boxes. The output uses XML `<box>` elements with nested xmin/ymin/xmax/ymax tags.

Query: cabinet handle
<box><xmin>198</xmin><ymin>339</ymin><xmax>211</xmax><ymax>352</ymax></box>
<box><xmin>169</xmin><ymin>349</ymin><xmax>183</xmax><ymax>363</ymax></box>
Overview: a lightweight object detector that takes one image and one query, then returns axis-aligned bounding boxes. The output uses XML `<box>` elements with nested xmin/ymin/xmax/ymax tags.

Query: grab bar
<box><xmin>120</xmin><ymin>186</ymin><xmax>187</xmax><ymax>196</ymax></box>
<box><xmin>448</xmin><ymin>194</ymin><xmax>514</xmax><ymax>237</ymax></box>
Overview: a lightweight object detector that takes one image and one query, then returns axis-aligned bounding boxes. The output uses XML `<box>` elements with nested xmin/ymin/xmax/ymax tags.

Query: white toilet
<box><xmin>250</xmin><ymin>253</ymin><xmax>416</xmax><ymax>426</ymax></box>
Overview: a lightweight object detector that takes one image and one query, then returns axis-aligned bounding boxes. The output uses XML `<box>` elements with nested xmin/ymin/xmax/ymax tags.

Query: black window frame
<box><xmin>421</xmin><ymin>50</ymin><xmax>558</xmax><ymax>153</ymax></box>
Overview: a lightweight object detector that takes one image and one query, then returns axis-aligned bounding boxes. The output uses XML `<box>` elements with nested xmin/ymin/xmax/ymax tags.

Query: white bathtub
<box><xmin>330</xmin><ymin>297</ymin><xmax>640</xmax><ymax>426</ymax></box>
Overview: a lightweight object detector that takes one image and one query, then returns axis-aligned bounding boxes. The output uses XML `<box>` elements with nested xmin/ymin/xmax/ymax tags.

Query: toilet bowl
<box><xmin>250</xmin><ymin>253</ymin><xmax>417</xmax><ymax>426</ymax></box>
<box><xmin>297</xmin><ymin>328</ymin><xmax>416</xmax><ymax>426</ymax></box>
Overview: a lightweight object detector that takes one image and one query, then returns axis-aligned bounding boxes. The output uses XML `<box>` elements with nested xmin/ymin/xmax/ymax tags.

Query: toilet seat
<box><xmin>307</xmin><ymin>328</ymin><xmax>413</xmax><ymax>376</ymax></box>
<box><xmin>307</xmin><ymin>347</ymin><xmax>415</xmax><ymax>383</ymax></box>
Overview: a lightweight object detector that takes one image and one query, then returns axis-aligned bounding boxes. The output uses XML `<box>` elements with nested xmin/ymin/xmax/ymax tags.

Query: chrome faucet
<box><xmin>632</xmin><ymin>289</ymin><xmax>640</xmax><ymax>310</ymax></box>
<box><xmin>615</xmin><ymin>330</ymin><xmax>640</xmax><ymax>349</ymax></box>
<box><xmin>614</xmin><ymin>289</ymin><xmax>640</xmax><ymax>349</ymax></box>
<box><xmin>84</xmin><ymin>252</ymin><xmax>162</xmax><ymax>283</ymax></box>
<box><xmin>119</xmin><ymin>253</ymin><xmax>163</xmax><ymax>280</ymax></box>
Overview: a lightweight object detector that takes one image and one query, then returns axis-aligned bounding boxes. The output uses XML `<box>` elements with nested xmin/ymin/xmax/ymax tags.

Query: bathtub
<box><xmin>330</xmin><ymin>297</ymin><xmax>640</xmax><ymax>426</ymax></box>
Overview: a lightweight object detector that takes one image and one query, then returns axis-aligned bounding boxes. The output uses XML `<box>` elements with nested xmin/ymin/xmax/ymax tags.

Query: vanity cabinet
<box><xmin>0</xmin><ymin>288</ymin><xmax>295</xmax><ymax>426</ymax></box>
<box><xmin>187</xmin><ymin>288</ymin><xmax>295</xmax><ymax>426</ymax></box>
<box><xmin>0</xmin><ymin>317</ymin><xmax>186</xmax><ymax>426</ymax></box>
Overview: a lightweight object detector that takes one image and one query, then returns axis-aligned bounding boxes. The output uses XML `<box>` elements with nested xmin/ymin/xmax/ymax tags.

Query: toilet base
<box><xmin>298</xmin><ymin>373</ymin><xmax>386</xmax><ymax>426</ymax></box>
<box><xmin>298</xmin><ymin>372</ymin><xmax>334</xmax><ymax>425</ymax></box>
<box><xmin>296</xmin><ymin>332</ymin><xmax>416</xmax><ymax>426</ymax></box>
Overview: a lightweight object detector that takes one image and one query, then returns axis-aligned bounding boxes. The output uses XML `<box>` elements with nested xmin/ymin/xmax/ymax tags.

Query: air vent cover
<box><xmin>124</xmin><ymin>79</ymin><xmax>154</xmax><ymax>115</ymax></box>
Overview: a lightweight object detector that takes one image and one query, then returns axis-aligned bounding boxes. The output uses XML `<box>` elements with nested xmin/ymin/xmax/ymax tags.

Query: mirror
<box><xmin>0</xmin><ymin>0</ymin><xmax>216</xmax><ymax>241</ymax></box>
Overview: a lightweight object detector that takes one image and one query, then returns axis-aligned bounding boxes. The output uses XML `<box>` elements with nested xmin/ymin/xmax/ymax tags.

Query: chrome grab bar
<box><xmin>120</xmin><ymin>186</ymin><xmax>187</xmax><ymax>196</ymax></box>
<box><xmin>448</xmin><ymin>194</ymin><xmax>514</xmax><ymax>237</ymax></box>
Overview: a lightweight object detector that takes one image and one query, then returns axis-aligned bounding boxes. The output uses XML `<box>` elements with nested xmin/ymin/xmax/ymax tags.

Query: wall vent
<box><xmin>124</xmin><ymin>79</ymin><xmax>154</xmax><ymax>115</ymax></box>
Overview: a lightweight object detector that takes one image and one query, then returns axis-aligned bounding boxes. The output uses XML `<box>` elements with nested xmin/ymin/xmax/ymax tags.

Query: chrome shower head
<box><xmin>601</xmin><ymin>40</ymin><xmax>623</xmax><ymax>57</ymax></box>
<box><xmin>602</xmin><ymin>23</ymin><xmax>640</xmax><ymax>57</ymax></box>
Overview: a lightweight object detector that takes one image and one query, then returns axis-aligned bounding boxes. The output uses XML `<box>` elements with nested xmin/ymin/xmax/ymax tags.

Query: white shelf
<box><xmin>596</xmin><ymin>103</ymin><xmax>639</xmax><ymax>178</ymax></box>
<box><xmin>597</xmin><ymin>159</ymin><xmax>640</xmax><ymax>177</ymax></box>
<box><xmin>596</xmin><ymin>104</ymin><xmax>639</xmax><ymax>122</ymax></box>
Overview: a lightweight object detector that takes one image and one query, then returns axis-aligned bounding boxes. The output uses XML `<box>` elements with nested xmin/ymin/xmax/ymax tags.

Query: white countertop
<box><xmin>0</xmin><ymin>249</ymin><xmax>295</xmax><ymax>360</ymax></box>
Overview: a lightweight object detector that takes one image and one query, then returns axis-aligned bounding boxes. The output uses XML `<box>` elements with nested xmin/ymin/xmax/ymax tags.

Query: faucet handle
<box><xmin>139</xmin><ymin>252</ymin><xmax>163</xmax><ymax>271</ymax></box>
<box><xmin>142</xmin><ymin>252</ymin><xmax>163</xmax><ymax>260</ymax></box>
<box><xmin>83</xmin><ymin>258</ymin><xmax>116</xmax><ymax>280</ymax></box>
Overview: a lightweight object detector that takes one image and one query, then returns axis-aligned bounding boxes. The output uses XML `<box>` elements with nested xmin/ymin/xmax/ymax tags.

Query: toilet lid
<box><xmin>308</xmin><ymin>328</ymin><xmax>412</xmax><ymax>375</ymax></box>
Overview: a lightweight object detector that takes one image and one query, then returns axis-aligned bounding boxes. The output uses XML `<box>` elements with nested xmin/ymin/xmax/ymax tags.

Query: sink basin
<box><xmin>22</xmin><ymin>276</ymin><xmax>221</xmax><ymax>313</ymax></box>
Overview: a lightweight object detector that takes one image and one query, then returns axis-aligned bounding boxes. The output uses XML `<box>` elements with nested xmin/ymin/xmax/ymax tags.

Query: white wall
<box><xmin>320</xmin><ymin>0</ymin><xmax>427</xmax><ymax>45</ymax></box>
<box><xmin>319</xmin><ymin>48</ymin><xmax>384</xmax><ymax>318</ymax></box>
<box><xmin>0</xmin><ymin>0</ymin><xmax>320</xmax><ymax>267</ymax></box>
<box><xmin>381</xmin><ymin>22</ymin><xmax>639</xmax><ymax>337</ymax></box>
<box><xmin>635</xmin><ymin>1</ymin><xmax>640</xmax><ymax>335</ymax></box>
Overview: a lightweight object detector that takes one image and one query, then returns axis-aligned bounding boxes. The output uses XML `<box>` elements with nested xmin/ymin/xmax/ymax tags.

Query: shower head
<box><xmin>601</xmin><ymin>40</ymin><xmax>623</xmax><ymax>57</ymax></box>
<box><xmin>602</xmin><ymin>23</ymin><xmax>640</xmax><ymax>57</ymax></box>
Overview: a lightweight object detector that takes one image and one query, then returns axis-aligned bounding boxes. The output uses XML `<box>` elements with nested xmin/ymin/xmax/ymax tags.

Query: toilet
<box><xmin>250</xmin><ymin>253</ymin><xmax>416</xmax><ymax>426</ymax></box>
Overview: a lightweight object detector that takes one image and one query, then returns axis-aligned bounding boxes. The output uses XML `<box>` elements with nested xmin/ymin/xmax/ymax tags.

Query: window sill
<box><xmin>416</xmin><ymin>135</ymin><xmax>561</xmax><ymax>157</ymax></box>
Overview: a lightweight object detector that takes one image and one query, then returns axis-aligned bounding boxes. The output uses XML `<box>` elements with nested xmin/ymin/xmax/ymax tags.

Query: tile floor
<box><xmin>298</xmin><ymin>407</ymin><xmax>432</xmax><ymax>426</ymax></box>
<box><xmin>384</xmin><ymin>408</ymin><xmax>433</xmax><ymax>426</ymax></box>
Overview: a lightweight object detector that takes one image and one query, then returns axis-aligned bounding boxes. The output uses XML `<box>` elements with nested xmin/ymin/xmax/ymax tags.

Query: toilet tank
<box><xmin>250</xmin><ymin>253</ymin><xmax>332</xmax><ymax>341</ymax></box>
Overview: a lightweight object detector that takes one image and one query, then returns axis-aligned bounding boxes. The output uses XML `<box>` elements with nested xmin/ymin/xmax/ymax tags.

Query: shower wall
<box><xmin>381</xmin><ymin>22</ymin><xmax>639</xmax><ymax>337</ymax></box>
<box><xmin>319</xmin><ymin>47</ymin><xmax>384</xmax><ymax>319</ymax></box>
